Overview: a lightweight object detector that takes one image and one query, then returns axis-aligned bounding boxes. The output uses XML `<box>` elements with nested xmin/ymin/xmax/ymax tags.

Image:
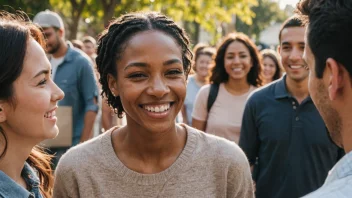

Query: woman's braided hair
<box><xmin>96</xmin><ymin>12</ymin><xmax>193</xmax><ymax>118</ymax></box>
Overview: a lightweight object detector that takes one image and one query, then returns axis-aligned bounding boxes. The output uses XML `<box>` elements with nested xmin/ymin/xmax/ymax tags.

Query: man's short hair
<box><xmin>297</xmin><ymin>0</ymin><xmax>352</xmax><ymax>79</ymax></box>
<box><xmin>278</xmin><ymin>15</ymin><xmax>305</xmax><ymax>43</ymax></box>
<box><xmin>33</xmin><ymin>10</ymin><xmax>64</xmax><ymax>29</ymax></box>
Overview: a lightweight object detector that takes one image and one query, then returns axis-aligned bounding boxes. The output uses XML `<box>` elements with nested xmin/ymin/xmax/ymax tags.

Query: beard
<box><xmin>314</xmin><ymin>81</ymin><xmax>343</xmax><ymax>148</ymax></box>
<box><xmin>47</xmin><ymin>35</ymin><xmax>61</xmax><ymax>54</ymax></box>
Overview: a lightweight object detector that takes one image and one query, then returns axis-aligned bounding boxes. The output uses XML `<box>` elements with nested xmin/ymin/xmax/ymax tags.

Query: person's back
<box><xmin>239</xmin><ymin>16</ymin><xmax>344</xmax><ymax>198</ymax></box>
<box><xmin>296</xmin><ymin>0</ymin><xmax>352</xmax><ymax>197</ymax></box>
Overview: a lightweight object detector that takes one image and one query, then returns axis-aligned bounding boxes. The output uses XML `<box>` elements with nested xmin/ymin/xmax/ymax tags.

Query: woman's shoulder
<box><xmin>56</xmin><ymin>128</ymin><xmax>115</xmax><ymax>171</ymax></box>
<box><xmin>185</xmin><ymin>125</ymin><xmax>249</xmax><ymax>167</ymax></box>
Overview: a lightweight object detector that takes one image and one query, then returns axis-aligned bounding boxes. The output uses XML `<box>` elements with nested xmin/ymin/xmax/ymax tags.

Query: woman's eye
<box><xmin>166</xmin><ymin>69</ymin><xmax>183</xmax><ymax>76</ymax></box>
<box><xmin>38</xmin><ymin>79</ymin><xmax>47</xmax><ymax>86</ymax></box>
<box><xmin>240</xmin><ymin>55</ymin><xmax>247</xmax><ymax>58</ymax></box>
<box><xmin>127</xmin><ymin>73</ymin><xmax>147</xmax><ymax>79</ymax></box>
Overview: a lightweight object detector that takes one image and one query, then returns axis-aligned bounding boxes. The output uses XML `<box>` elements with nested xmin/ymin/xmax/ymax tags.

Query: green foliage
<box><xmin>0</xmin><ymin>0</ymin><xmax>51</xmax><ymax>18</ymax></box>
<box><xmin>235</xmin><ymin>0</ymin><xmax>287</xmax><ymax>40</ymax></box>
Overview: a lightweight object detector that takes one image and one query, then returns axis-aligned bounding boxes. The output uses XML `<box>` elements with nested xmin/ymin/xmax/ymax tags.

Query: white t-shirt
<box><xmin>50</xmin><ymin>56</ymin><xmax>64</xmax><ymax>80</ymax></box>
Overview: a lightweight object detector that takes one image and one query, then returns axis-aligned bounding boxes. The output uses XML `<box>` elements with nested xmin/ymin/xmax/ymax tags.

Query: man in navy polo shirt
<box><xmin>239</xmin><ymin>15</ymin><xmax>344</xmax><ymax>198</ymax></box>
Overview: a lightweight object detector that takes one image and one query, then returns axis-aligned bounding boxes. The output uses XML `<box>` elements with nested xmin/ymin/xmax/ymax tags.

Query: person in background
<box><xmin>0</xmin><ymin>11</ymin><xmax>64</xmax><ymax>197</ymax></box>
<box><xmin>296</xmin><ymin>0</ymin><xmax>352</xmax><ymax>197</ymax></box>
<box><xmin>175</xmin><ymin>43</ymin><xmax>208</xmax><ymax>123</ymax></box>
<box><xmin>182</xmin><ymin>47</ymin><xmax>215</xmax><ymax>125</ymax></box>
<box><xmin>53</xmin><ymin>12</ymin><xmax>254</xmax><ymax>198</ymax></box>
<box><xmin>192</xmin><ymin>32</ymin><xmax>262</xmax><ymax>143</ymax></box>
<box><xmin>239</xmin><ymin>15</ymin><xmax>344</xmax><ymax>198</ymax></box>
<box><xmin>71</xmin><ymin>39</ymin><xmax>83</xmax><ymax>50</ymax></box>
<box><xmin>261</xmin><ymin>49</ymin><xmax>283</xmax><ymax>84</ymax></box>
<box><xmin>82</xmin><ymin>36</ymin><xmax>97</xmax><ymax>64</ymax></box>
<box><xmin>33</xmin><ymin>10</ymin><xmax>99</xmax><ymax>166</ymax></box>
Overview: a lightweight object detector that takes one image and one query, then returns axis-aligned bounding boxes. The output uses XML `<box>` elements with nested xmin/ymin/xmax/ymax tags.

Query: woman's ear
<box><xmin>107</xmin><ymin>74</ymin><xmax>119</xmax><ymax>97</ymax></box>
<box><xmin>326</xmin><ymin>58</ymin><xmax>344</xmax><ymax>101</ymax></box>
<box><xmin>0</xmin><ymin>103</ymin><xmax>7</xmax><ymax>123</ymax></box>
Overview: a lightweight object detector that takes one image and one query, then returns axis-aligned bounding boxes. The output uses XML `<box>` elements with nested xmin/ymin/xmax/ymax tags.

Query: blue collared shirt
<box><xmin>0</xmin><ymin>162</ymin><xmax>42</xmax><ymax>198</ymax></box>
<box><xmin>239</xmin><ymin>75</ymin><xmax>344</xmax><ymax>198</ymax></box>
<box><xmin>54</xmin><ymin>45</ymin><xmax>99</xmax><ymax>146</ymax></box>
<box><xmin>303</xmin><ymin>151</ymin><xmax>352</xmax><ymax>198</ymax></box>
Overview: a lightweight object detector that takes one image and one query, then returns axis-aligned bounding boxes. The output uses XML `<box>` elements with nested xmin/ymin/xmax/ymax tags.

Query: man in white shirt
<box><xmin>297</xmin><ymin>0</ymin><xmax>352</xmax><ymax>197</ymax></box>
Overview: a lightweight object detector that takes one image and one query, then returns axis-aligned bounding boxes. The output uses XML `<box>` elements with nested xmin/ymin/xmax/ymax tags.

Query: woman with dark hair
<box><xmin>53</xmin><ymin>12</ymin><xmax>253</xmax><ymax>198</ymax></box>
<box><xmin>261</xmin><ymin>49</ymin><xmax>283</xmax><ymax>84</ymax></box>
<box><xmin>192</xmin><ymin>32</ymin><xmax>262</xmax><ymax>143</ymax></box>
<box><xmin>182</xmin><ymin>46</ymin><xmax>216</xmax><ymax>125</ymax></box>
<box><xmin>0</xmin><ymin>12</ymin><xmax>64</xmax><ymax>197</ymax></box>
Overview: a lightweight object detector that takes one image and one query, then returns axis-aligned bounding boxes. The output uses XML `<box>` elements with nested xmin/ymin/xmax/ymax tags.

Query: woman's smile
<box><xmin>139</xmin><ymin>102</ymin><xmax>175</xmax><ymax>119</ymax></box>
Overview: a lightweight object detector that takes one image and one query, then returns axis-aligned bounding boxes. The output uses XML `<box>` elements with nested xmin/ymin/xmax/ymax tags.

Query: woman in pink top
<box><xmin>192</xmin><ymin>33</ymin><xmax>263</xmax><ymax>143</ymax></box>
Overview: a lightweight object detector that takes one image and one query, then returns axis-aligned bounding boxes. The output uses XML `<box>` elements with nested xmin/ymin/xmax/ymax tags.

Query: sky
<box><xmin>276</xmin><ymin>0</ymin><xmax>300</xmax><ymax>9</ymax></box>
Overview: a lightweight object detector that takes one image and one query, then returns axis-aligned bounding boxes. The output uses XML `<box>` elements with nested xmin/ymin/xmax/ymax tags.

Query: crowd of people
<box><xmin>0</xmin><ymin>0</ymin><xmax>352</xmax><ymax>197</ymax></box>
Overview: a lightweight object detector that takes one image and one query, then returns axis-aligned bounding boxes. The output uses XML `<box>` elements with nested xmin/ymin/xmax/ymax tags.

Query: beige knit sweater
<box><xmin>53</xmin><ymin>125</ymin><xmax>254</xmax><ymax>198</ymax></box>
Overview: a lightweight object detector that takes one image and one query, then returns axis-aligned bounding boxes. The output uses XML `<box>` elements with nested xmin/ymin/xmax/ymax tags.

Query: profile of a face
<box><xmin>304</xmin><ymin>35</ymin><xmax>343</xmax><ymax>148</ymax></box>
<box><xmin>108</xmin><ymin>30</ymin><xmax>187</xmax><ymax>133</ymax></box>
<box><xmin>1</xmin><ymin>39</ymin><xmax>64</xmax><ymax>142</ymax></box>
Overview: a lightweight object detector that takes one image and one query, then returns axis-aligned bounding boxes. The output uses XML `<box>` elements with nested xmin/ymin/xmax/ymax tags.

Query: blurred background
<box><xmin>0</xmin><ymin>0</ymin><xmax>299</xmax><ymax>49</ymax></box>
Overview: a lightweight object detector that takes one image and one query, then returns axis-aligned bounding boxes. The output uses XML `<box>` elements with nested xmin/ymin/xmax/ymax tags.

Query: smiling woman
<box><xmin>0</xmin><ymin>11</ymin><xmax>64</xmax><ymax>198</ymax></box>
<box><xmin>53</xmin><ymin>12</ymin><xmax>254</xmax><ymax>198</ymax></box>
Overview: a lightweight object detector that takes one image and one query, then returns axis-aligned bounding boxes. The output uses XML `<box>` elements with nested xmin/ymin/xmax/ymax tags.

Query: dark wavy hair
<box><xmin>0</xmin><ymin>11</ymin><xmax>53</xmax><ymax>197</ymax></box>
<box><xmin>297</xmin><ymin>0</ymin><xmax>352</xmax><ymax>79</ymax></box>
<box><xmin>210</xmin><ymin>32</ymin><xmax>262</xmax><ymax>86</ymax></box>
<box><xmin>261</xmin><ymin>49</ymin><xmax>283</xmax><ymax>81</ymax></box>
<box><xmin>96</xmin><ymin>12</ymin><xmax>193</xmax><ymax>118</ymax></box>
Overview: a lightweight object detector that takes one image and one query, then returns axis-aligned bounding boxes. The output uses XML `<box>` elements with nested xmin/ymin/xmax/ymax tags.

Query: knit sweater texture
<box><xmin>53</xmin><ymin>125</ymin><xmax>254</xmax><ymax>198</ymax></box>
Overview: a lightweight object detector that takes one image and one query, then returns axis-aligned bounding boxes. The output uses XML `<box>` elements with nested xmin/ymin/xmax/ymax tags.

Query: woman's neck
<box><xmin>112</xmin><ymin>118</ymin><xmax>187</xmax><ymax>173</ymax></box>
<box><xmin>263</xmin><ymin>78</ymin><xmax>272</xmax><ymax>85</ymax></box>
<box><xmin>224</xmin><ymin>77</ymin><xmax>251</xmax><ymax>95</ymax></box>
<box><xmin>194</xmin><ymin>74</ymin><xmax>207</xmax><ymax>87</ymax></box>
<box><xmin>0</xmin><ymin>131</ymin><xmax>34</xmax><ymax>188</ymax></box>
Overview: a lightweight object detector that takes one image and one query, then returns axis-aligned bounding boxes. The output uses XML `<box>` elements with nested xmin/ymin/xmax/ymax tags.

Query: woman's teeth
<box><xmin>44</xmin><ymin>111</ymin><xmax>55</xmax><ymax>118</ymax></box>
<box><xmin>144</xmin><ymin>103</ymin><xmax>171</xmax><ymax>113</ymax></box>
<box><xmin>232</xmin><ymin>68</ymin><xmax>243</xmax><ymax>72</ymax></box>
<box><xmin>290</xmin><ymin>65</ymin><xmax>303</xmax><ymax>69</ymax></box>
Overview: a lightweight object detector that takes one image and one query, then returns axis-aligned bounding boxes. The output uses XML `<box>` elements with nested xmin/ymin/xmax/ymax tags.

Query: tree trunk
<box><xmin>100</xmin><ymin>0</ymin><xmax>120</xmax><ymax>28</ymax></box>
<box><xmin>193</xmin><ymin>21</ymin><xmax>200</xmax><ymax>44</ymax></box>
<box><xmin>68</xmin><ymin>0</ymin><xmax>87</xmax><ymax>40</ymax></box>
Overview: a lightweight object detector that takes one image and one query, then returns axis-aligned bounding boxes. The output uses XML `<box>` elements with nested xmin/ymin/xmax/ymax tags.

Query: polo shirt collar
<box><xmin>274</xmin><ymin>74</ymin><xmax>313</xmax><ymax>102</ymax></box>
<box><xmin>274</xmin><ymin>75</ymin><xmax>290</xmax><ymax>99</ymax></box>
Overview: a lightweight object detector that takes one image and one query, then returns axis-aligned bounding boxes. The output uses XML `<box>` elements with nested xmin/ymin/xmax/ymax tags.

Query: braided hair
<box><xmin>96</xmin><ymin>12</ymin><xmax>193</xmax><ymax>118</ymax></box>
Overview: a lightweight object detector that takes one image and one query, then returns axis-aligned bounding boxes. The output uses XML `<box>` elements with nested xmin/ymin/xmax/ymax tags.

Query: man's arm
<box><xmin>80</xmin><ymin>108</ymin><xmax>97</xmax><ymax>142</ymax></box>
<box><xmin>79</xmin><ymin>59</ymin><xmax>99</xmax><ymax>143</ymax></box>
<box><xmin>239</xmin><ymin>97</ymin><xmax>260</xmax><ymax>175</ymax></box>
